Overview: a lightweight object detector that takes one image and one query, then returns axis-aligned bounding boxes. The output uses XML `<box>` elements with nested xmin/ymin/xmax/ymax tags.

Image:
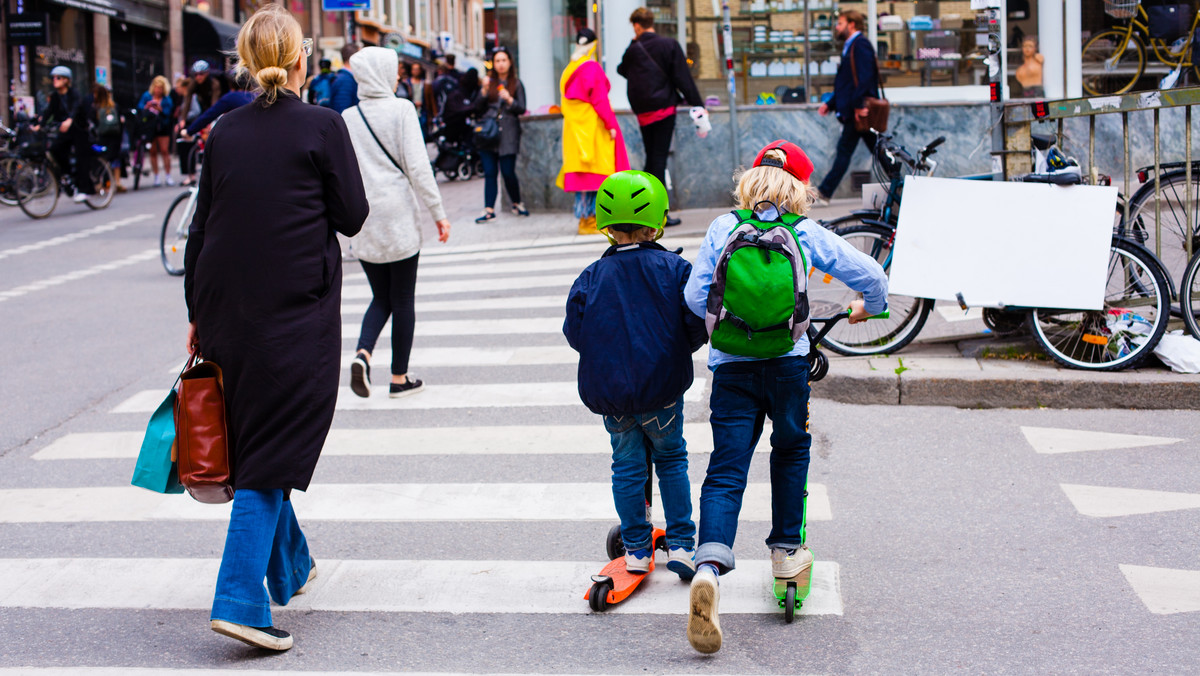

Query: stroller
<box><xmin>430</xmin><ymin>113</ymin><xmax>483</xmax><ymax>182</ymax></box>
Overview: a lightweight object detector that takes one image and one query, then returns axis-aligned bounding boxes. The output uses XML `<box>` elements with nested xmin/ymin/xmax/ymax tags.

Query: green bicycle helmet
<box><xmin>595</xmin><ymin>171</ymin><xmax>669</xmax><ymax>232</ymax></box>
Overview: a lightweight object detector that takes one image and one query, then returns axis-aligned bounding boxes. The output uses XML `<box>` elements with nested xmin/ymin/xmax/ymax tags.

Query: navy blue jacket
<box><xmin>186</xmin><ymin>91</ymin><xmax>256</xmax><ymax>136</ymax></box>
<box><xmin>564</xmin><ymin>242</ymin><xmax>708</xmax><ymax>416</ymax></box>
<box><xmin>330</xmin><ymin>69</ymin><xmax>359</xmax><ymax>114</ymax></box>
<box><xmin>832</xmin><ymin>33</ymin><xmax>879</xmax><ymax>121</ymax></box>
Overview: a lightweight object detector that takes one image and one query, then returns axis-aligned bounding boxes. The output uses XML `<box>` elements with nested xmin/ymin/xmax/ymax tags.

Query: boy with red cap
<box><xmin>681</xmin><ymin>140</ymin><xmax>888</xmax><ymax>653</ymax></box>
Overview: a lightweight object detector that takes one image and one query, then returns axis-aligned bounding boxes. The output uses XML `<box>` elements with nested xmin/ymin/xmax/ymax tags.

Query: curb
<box><xmin>814</xmin><ymin>357</ymin><xmax>1200</xmax><ymax>409</ymax></box>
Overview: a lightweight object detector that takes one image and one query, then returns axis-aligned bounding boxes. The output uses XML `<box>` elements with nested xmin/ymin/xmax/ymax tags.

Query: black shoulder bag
<box><xmin>356</xmin><ymin>105</ymin><xmax>406</xmax><ymax>176</ymax></box>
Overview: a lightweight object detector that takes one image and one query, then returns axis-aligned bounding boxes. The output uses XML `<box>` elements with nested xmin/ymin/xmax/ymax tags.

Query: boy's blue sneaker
<box><xmin>667</xmin><ymin>546</ymin><xmax>696</xmax><ymax>580</ymax></box>
<box><xmin>624</xmin><ymin>548</ymin><xmax>651</xmax><ymax>574</ymax></box>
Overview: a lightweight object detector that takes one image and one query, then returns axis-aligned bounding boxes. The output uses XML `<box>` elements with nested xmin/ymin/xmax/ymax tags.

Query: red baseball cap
<box><xmin>752</xmin><ymin>140</ymin><xmax>814</xmax><ymax>183</ymax></box>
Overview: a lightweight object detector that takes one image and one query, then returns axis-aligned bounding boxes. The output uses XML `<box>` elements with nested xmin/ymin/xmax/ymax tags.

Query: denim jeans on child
<box><xmin>211</xmin><ymin>489</ymin><xmax>313</xmax><ymax>627</ymax></box>
<box><xmin>696</xmin><ymin>355</ymin><xmax>811</xmax><ymax>573</ymax></box>
<box><xmin>603</xmin><ymin>397</ymin><xmax>696</xmax><ymax>552</ymax></box>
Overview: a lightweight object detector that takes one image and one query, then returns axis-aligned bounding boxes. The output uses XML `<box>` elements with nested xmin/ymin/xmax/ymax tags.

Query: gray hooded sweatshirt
<box><xmin>343</xmin><ymin>47</ymin><xmax>447</xmax><ymax>264</ymax></box>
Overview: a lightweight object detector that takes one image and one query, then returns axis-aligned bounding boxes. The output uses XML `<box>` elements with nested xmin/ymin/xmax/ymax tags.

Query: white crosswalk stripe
<box><xmin>0</xmin><ymin>557</ymin><xmax>841</xmax><ymax>615</ymax></box>
<box><xmin>342</xmin><ymin>317</ymin><xmax>564</xmax><ymax>338</ymax></box>
<box><xmin>33</xmin><ymin>423</ymin><xmax>775</xmax><ymax>460</ymax></box>
<box><xmin>113</xmin><ymin>378</ymin><xmax>708</xmax><ymax>413</ymax></box>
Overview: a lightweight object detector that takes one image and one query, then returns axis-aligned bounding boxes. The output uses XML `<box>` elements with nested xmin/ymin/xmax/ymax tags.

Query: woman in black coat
<box><xmin>473</xmin><ymin>46</ymin><xmax>529</xmax><ymax>222</ymax></box>
<box><xmin>183</xmin><ymin>5</ymin><xmax>368</xmax><ymax>651</ymax></box>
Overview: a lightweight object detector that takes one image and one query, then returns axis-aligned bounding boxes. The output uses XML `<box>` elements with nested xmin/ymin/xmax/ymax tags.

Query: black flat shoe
<box><xmin>665</xmin><ymin>215</ymin><xmax>682</xmax><ymax>227</ymax></box>
<box><xmin>475</xmin><ymin>211</ymin><xmax>496</xmax><ymax>223</ymax></box>
<box><xmin>511</xmin><ymin>203</ymin><xmax>530</xmax><ymax>216</ymax></box>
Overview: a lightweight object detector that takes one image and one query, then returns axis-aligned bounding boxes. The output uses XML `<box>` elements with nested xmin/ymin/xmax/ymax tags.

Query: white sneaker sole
<box><xmin>687</xmin><ymin>576</ymin><xmax>722</xmax><ymax>654</ymax></box>
<box><xmin>210</xmin><ymin>620</ymin><xmax>293</xmax><ymax>651</ymax></box>
<box><xmin>294</xmin><ymin>562</ymin><xmax>318</xmax><ymax>596</ymax></box>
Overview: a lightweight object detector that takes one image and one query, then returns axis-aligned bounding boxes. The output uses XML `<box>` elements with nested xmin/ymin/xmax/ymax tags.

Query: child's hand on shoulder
<box><xmin>847</xmin><ymin>299</ymin><xmax>871</xmax><ymax>324</ymax></box>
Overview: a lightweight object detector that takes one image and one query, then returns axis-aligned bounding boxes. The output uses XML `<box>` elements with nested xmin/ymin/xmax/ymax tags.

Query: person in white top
<box><xmin>342</xmin><ymin>46</ymin><xmax>452</xmax><ymax>399</ymax></box>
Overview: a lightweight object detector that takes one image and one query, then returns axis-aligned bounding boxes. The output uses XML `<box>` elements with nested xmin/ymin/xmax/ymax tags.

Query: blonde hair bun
<box><xmin>256</xmin><ymin>66</ymin><xmax>289</xmax><ymax>89</ymax></box>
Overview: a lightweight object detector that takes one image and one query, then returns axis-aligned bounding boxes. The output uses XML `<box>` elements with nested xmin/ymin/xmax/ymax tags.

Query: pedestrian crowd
<box><xmin>105</xmin><ymin>0</ymin><xmax>895</xmax><ymax>660</ymax></box>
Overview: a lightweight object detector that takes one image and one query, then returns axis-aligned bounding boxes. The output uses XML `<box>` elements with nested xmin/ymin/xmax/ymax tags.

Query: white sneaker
<box><xmin>72</xmin><ymin>192</ymin><xmax>89</xmax><ymax>203</ymax></box>
<box><xmin>165</xmin><ymin>175</ymin><xmax>176</xmax><ymax>186</ymax></box>
<box><xmin>624</xmin><ymin>548</ymin><xmax>651</xmax><ymax>574</ymax></box>
<box><xmin>770</xmin><ymin>545</ymin><xmax>814</xmax><ymax>579</ymax></box>
<box><xmin>153</xmin><ymin>174</ymin><xmax>162</xmax><ymax>187</ymax></box>
<box><xmin>667</xmin><ymin>546</ymin><xmax>696</xmax><ymax>580</ymax></box>
<box><xmin>687</xmin><ymin>567</ymin><xmax>722</xmax><ymax>654</ymax></box>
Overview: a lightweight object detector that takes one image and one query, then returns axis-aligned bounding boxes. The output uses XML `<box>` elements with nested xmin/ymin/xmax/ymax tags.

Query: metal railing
<box><xmin>1002</xmin><ymin>86</ymin><xmax>1200</xmax><ymax>286</ymax></box>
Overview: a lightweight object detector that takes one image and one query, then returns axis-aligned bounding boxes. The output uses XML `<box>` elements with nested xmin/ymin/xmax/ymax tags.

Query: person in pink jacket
<box><xmin>557</xmin><ymin>28</ymin><xmax>630</xmax><ymax>235</ymax></box>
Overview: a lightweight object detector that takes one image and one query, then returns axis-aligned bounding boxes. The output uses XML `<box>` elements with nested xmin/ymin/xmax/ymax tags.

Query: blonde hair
<box><xmin>733</xmin><ymin>149</ymin><xmax>815</xmax><ymax>215</ymax></box>
<box><xmin>235</xmin><ymin>4</ymin><xmax>303</xmax><ymax>106</ymax></box>
<box><xmin>149</xmin><ymin>76</ymin><xmax>169</xmax><ymax>97</ymax></box>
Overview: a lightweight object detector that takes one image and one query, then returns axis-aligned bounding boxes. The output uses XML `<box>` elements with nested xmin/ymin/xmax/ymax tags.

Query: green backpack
<box><xmin>704</xmin><ymin>207</ymin><xmax>810</xmax><ymax>358</ymax></box>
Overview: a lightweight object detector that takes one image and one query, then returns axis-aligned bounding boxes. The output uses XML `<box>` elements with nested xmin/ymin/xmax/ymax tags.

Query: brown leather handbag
<box><xmin>850</xmin><ymin>47</ymin><xmax>890</xmax><ymax>133</ymax></box>
<box><xmin>174</xmin><ymin>350</ymin><xmax>234</xmax><ymax>504</ymax></box>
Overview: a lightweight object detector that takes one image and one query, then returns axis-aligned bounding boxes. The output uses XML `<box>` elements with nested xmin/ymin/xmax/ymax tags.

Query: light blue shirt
<box><xmin>684</xmin><ymin>206</ymin><xmax>890</xmax><ymax>370</ymax></box>
<box><xmin>842</xmin><ymin>31</ymin><xmax>861</xmax><ymax>57</ymax></box>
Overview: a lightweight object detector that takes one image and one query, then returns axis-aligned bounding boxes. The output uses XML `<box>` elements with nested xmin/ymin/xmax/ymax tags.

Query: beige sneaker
<box><xmin>771</xmin><ymin>545</ymin><xmax>814</xmax><ymax>579</ymax></box>
<box><xmin>294</xmin><ymin>558</ymin><xmax>317</xmax><ymax>596</ymax></box>
<box><xmin>687</xmin><ymin>567</ymin><xmax>722</xmax><ymax>654</ymax></box>
<box><xmin>210</xmin><ymin>620</ymin><xmax>293</xmax><ymax>651</ymax></box>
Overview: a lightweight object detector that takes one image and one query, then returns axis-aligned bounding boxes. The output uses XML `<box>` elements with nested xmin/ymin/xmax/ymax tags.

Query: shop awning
<box><xmin>183</xmin><ymin>8</ymin><xmax>240</xmax><ymax>56</ymax></box>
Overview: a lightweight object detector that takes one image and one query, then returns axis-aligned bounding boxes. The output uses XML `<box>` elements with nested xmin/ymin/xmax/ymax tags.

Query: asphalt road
<box><xmin>0</xmin><ymin>177</ymin><xmax>1197</xmax><ymax>674</ymax></box>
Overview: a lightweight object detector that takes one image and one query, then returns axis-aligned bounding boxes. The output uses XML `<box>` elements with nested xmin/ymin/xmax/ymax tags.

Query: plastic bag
<box><xmin>1153</xmin><ymin>330</ymin><xmax>1200</xmax><ymax>373</ymax></box>
<box><xmin>691</xmin><ymin>107</ymin><xmax>711</xmax><ymax>139</ymax></box>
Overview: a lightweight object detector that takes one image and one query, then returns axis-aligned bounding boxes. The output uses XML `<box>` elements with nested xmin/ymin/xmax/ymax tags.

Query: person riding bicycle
<box><xmin>34</xmin><ymin>65</ymin><xmax>94</xmax><ymax>202</ymax></box>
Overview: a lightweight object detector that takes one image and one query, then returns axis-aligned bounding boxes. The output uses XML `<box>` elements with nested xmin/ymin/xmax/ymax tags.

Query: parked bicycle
<box><xmin>126</xmin><ymin>108</ymin><xmax>157</xmax><ymax>191</ymax></box>
<box><xmin>0</xmin><ymin>123</ymin><xmax>29</xmax><ymax>207</ymax></box>
<box><xmin>812</xmin><ymin>130</ymin><xmax>1173</xmax><ymax>370</ymax></box>
<box><xmin>1082</xmin><ymin>0</ymin><xmax>1200</xmax><ymax>95</ymax></box>
<box><xmin>14</xmin><ymin>127</ymin><xmax>115</xmax><ymax>219</ymax></box>
<box><xmin>161</xmin><ymin>184</ymin><xmax>198</xmax><ymax>275</ymax></box>
<box><xmin>1178</xmin><ymin>246</ymin><xmax>1200</xmax><ymax>337</ymax></box>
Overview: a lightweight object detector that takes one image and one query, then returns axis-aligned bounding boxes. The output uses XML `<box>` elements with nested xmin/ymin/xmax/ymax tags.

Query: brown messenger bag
<box><xmin>849</xmin><ymin>45</ymin><xmax>889</xmax><ymax>133</ymax></box>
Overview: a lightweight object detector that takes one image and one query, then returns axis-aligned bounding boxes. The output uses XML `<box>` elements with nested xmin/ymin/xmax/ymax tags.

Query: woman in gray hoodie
<box><xmin>343</xmin><ymin>46</ymin><xmax>451</xmax><ymax>398</ymax></box>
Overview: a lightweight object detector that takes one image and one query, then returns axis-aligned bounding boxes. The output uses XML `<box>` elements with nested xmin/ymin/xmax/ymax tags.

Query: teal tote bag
<box><xmin>131</xmin><ymin>389</ymin><xmax>185</xmax><ymax>494</ymax></box>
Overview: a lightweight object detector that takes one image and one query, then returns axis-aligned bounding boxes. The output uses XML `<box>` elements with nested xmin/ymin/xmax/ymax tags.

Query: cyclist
<box><xmin>34</xmin><ymin>65</ymin><xmax>94</xmax><ymax>202</ymax></box>
<box><xmin>182</xmin><ymin>70</ymin><xmax>257</xmax><ymax>140</ymax></box>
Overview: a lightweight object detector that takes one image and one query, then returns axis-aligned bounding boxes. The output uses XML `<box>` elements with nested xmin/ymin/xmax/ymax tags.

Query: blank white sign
<box><xmin>888</xmin><ymin>176</ymin><xmax>1117</xmax><ymax>310</ymax></box>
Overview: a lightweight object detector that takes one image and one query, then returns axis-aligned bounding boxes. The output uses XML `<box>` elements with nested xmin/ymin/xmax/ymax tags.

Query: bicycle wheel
<box><xmin>160</xmin><ymin>190</ymin><xmax>194</xmax><ymax>276</ymax></box>
<box><xmin>85</xmin><ymin>159</ymin><xmax>115</xmax><ymax>210</ymax></box>
<box><xmin>1028</xmin><ymin>238</ymin><xmax>1169</xmax><ymax>370</ymax></box>
<box><xmin>809</xmin><ymin>223</ymin><xmax>934</xmax><ymax>355</ymax></box>
<box><xmin>1081</xmin><ymin>30</ymin><xmax>1145</xmax><ymax>96</ymax></box>
<box><xmin>17</xmin><ymin>161</ymin><xmax>59</xmax><ymax>219</ymax></box>
<box><xmin>0</xmin><ymin>157</ymin><xmax>28</xmax><ymax>207</ymax></box>
<box><xmin>1125</xmin><ymin>169</ymin><xmax>1199</xmax><ymax>291</ymax></box>
<box><xmin>1181</xmin><ymin>249</ymin><xmax>1200</xmax><ymax>337</ymax></box>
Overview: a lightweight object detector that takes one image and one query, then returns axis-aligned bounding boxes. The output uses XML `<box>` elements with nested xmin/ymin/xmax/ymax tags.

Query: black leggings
<box><xmin>356</xmin><ymin>253</ymin><xmax>420</xmax><ymax>376</ymax></box>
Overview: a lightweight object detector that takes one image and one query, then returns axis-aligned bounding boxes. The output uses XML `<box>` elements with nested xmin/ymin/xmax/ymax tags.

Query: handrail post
<box><xmin>1188</xmin><ymin>106</ymin><xmax>1193</xmax><ymax>263</ymax></box>
<box><xmin>1154</xmin><ymin>108</ymin><xmax>1161</xmax><ymax>260</ymax></box>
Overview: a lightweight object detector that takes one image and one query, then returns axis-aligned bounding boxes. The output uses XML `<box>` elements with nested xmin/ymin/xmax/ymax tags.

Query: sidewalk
<box><xmin>427</xmin><ymin>177</ymin><xmax>1200</xmax><ymax>410</ymax></box>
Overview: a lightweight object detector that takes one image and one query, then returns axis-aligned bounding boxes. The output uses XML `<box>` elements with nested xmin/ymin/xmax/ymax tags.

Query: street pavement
<box><xmin>1</xmin><ymin>171</ymin><xmax>1198</xmax><ymax>674</ymax></box>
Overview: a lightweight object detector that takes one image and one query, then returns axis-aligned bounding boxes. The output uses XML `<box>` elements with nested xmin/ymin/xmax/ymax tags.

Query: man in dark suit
<box><xmin>618</xmin><ymin>7</ymin><xmax>706</xmax><ymax>225</ymax></box>
<box><xmin>816</xmin><ymin>10</ymin><xmax>880</xmax><ymax>202</ymax></box>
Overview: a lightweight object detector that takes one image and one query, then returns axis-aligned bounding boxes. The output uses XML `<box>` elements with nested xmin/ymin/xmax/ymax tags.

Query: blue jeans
<box><xmin>479</xmin><ymin>150</ymin><xmax>520</xmax><ymax>209</ymax></box>
<box><xmin>603</xmin><ymin>397</ymin><xmax>695</xmax><ymax>551</ymax></box>
<box><xmin>211</xmin><ymin>489</ymin><xmax>312</xmax><ymax>627</ymax></box>
<box><xmin>696</xmin><ymin>356</ymin><xmax>812</xmax><ymax>574</ymax></box>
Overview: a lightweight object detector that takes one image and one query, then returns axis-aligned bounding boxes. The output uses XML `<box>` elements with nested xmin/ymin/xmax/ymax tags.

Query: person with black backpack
<box><xmin>618</xmin><ymin>7</ymin><xmax>706</xmax><ymax>226</ymax></box>
<box><xmin>681</xmin><ymin>140</ymin><xmax>888</xmax><ymax>655</ymax></box>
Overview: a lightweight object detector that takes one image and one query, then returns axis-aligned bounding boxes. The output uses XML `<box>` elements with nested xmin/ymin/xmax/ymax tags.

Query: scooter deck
<box><xmin>772</xmin><ymin>560</ymin><xmax>815</xmax><ymax>602</ymax></box>
<box><xmin>584</xmin><ymin>527</ymin><xmax>666</xmax><ymax>606</ymax></box>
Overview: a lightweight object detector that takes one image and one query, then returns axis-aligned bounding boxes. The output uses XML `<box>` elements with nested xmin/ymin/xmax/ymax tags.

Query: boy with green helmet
<box><xmin>564</xmin><ymin>171</ymin><xmax>708</xmax><ymax>578</ymax></box>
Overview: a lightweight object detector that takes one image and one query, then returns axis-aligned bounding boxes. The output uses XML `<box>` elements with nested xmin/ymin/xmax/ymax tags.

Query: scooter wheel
<box><xmin>605</xmin><ymin>524</ymin><xmax>625</xmax><ymax>560</ymax></box>
<box><xmin>784</xmin><ymin>581</ymin><xmax>796</xmax><ymax>623</ymax></box>
<box><xmin>588</xmin><ymin>580</ymin><xmax>612</xmax><ymax>612</ymax></box>
<box><xmin>809</xmin><ymin>350</ymin><xmax>829</xmax><ymax>382</ymax></box>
